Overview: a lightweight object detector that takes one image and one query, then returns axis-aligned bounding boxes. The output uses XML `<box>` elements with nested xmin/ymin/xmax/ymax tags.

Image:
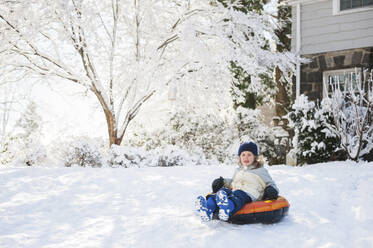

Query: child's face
<box><xmin>239</xmin><ymin>151</ymin><xmax>255</xmax><ymax>167</ymax></box>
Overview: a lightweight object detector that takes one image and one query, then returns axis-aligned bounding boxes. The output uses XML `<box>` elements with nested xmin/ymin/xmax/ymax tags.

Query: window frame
<box><xmin>333</xmin><ymin>0</ymin><xmax>373</xmax><ymax>15</ymax></box>
<box><xmin>322</xmin><ymin>68</ymin><xmax>362</xmax><ymax>98</ymax></box>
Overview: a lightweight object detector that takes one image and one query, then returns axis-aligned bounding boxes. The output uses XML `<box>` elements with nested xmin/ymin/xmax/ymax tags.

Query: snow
<box><xmin>1</xmin><ymin>161</ymin><xmax>373</xmax><ymax>248</ymax></box>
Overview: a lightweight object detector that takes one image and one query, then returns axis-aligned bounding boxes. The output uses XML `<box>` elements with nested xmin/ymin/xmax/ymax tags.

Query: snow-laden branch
<box><xmin>0</xmin><ymin>13</ymin><xmax>89</xmax><ymax>87</ymax></box>
<box><xmin>0</xmin><ymin>0</ymin><xmax>297</xmax><ymax>146</ymax></box>
<box><xmin>321</xmin><ymin>69</ymin><xmax>373</xmax><ymax>160</ymax></box>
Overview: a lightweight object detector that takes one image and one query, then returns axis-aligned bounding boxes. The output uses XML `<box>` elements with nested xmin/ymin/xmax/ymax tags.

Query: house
<box><xmin>287</xmin><ymin>0</ymin><xmax>373</xmax><ymax>101</ymax></box>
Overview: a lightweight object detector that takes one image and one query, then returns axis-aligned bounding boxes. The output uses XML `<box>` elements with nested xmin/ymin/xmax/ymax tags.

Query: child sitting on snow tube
<box><xmin>196</xmin><ymin>141</ymin><xmax>279</xmax><ymax>222</ymax></box>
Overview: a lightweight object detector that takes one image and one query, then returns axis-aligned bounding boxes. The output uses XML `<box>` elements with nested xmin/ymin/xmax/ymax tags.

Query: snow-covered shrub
<box><xmin>167</xmin><ymin>111</ymin><xmax>236</xmax><ymax>163</ymax></box>
<box><xmin>0</xmin><ymin>136</ymin><xmax>17</xmax><ymax>165</ymax></box>
<box><xmin>152</xmin><ymin>146</ymin><xmax>204</xmax><ymax>167</ymax></box>
<box><xmin>287</xmin><ymin>95</ymin><xmax>342</xmax><ymax>165</ymax></box>
<box><xmin>0</xmin><ymin>135</ymin><xmax>47</xmax><ymax>166</ymax></box>
<box><xmin>128</xmin><ymin>110</ymin><xmax>236</xmax><ymax>163</ymax></box>
<box><xmin>321</xmin><ymin>70</ymin><xmax>373</xmax><ymax>161</ymax></box>
<box><xmin>108</xmin><ymin>145</ymin><xmax>205</xmax><ymax>167</ymax></box>
<box><xmin>18</xmin><ymin>140</ymin><xmax>47</xmax><ymax>166</ymax></box>
<box><xmin>53</xmin><ymin>137</ymin><xmax>105</xmax><ymax>167</ymax></box>
<box><xmin>155</xmin><ymin>152</ymin><xmax>184</xmax><ymax>167</ymax></box>
<box><xmin>127</xmin><ymin>108</ymin><xmax>280</xmax><ymax>164</ymax></box>
<box><xmin>108</xmin><ymin>145</ymin><xmax>147</xmax><ymax>168</ymax></box>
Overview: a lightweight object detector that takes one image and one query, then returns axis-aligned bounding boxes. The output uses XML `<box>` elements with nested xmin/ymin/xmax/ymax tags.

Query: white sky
<box><xmin>29</xmin><ymin>78</ymin><xmax>172</xmax><ymax>145</ymax></box>
<box><xmin>30</xmin><ymin>80</ymin><xmax>107</xmax><ymax>144</ymax></box>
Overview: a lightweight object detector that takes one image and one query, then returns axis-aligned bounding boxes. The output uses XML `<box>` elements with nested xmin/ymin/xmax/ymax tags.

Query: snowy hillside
<box><xmin>1</xmin><ymin>161</ymin><xmax>373</xmax><ymax>248</ymax></box>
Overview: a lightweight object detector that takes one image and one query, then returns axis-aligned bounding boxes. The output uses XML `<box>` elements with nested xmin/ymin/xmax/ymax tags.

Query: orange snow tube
<box><xmin>229</xmin><ymin>196</ymin><xmax>290</xmax><ymax>224</ymax></box>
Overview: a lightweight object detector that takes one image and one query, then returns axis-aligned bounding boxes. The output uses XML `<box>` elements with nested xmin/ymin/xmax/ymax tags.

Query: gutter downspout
<box><xmin>296</xmin><ymin>3</ymin><xmax>301</xmax><ymax>98</ymax></box>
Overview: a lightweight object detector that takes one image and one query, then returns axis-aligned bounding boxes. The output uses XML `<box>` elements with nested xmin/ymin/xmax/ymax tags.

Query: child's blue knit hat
<box><xmin>238</xmin><ymin>142</ymin><xmax>258</xmax><ymax>156</ymax></box>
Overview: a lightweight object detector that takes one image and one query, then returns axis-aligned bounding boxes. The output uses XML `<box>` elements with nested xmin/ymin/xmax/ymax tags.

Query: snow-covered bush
<box><xmin>127</xmin><ymin>110</ymin><xmax>236</xmax><ymax>163</ymax></box>
<box><xmin>152</xmin><ymin>146</ymin><xmax>204</xmax><ymax>167</ymax></box>
<box><xmin>18</xmin><ymin>140</ymin><xmax>47</xmax><ymax>166</ymax></box>
<box><xmin>108</xmin><ymin>145</ymin><xmax>205</xmax><ymax>167</ymax></box>
<box><xmin>108</xmin><ymin>145</ymin><xmax>147</xmax><ymax>168</ymax></box>
<box><xmin>287</xmin><ymin>95</ymin><xmax>343</xmax><ymax>165</ymax></box>
<box><xmin>127</xmin><ymin>108</ymin><xmax>280</xmax><ymax>164</ymax></box>
<box><xmin>0</xmin><ymin>136</ymin><xmax>17</xmax><ymax>165</ymax></box>
<box><xmin>321</xmin><ymin>69</ymin><xmax>373</xmax><ymax>161</ymax></box>
<box><xmin>155</xmin><ymin>151</ymin><xmax>185</xmax><ymax>167</ymax></box>
<box><xmin>53</xmin><ymin>137</ymin><xmax>105</xmax><ymax>167</ymax></box>
<box><xmin>167</xmin><ymin>111</ymin><xmax>236</xmax><ymax>163</ymax></box>
<box><xmin>0</xmin><ymin>134</ymin><xmax>47</xmax><ymax>166</ymax></box>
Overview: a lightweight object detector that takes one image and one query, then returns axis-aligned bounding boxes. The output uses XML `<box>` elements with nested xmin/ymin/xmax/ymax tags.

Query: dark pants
<box><xmin>207</xmin><ymin>187</ymin><xmax>252</xmax><ymax>216</ymax></box>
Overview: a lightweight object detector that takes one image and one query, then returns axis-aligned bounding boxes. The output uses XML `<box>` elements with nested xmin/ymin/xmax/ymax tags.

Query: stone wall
<box><xmin>300</xmin><ymin>47</ymin><xmax>373</xmax><ymax>101</ymax></box>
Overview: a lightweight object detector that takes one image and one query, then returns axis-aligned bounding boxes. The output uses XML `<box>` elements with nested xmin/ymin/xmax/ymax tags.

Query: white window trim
<box><xmin>333</xmin><ymin>0</ymin><xmax>373</xmax><ymax>15</ymax></box>
<box><xmin>323</xmin><ymin>68</ymin><xmax>361</xmax><ymax>98</ymax></box>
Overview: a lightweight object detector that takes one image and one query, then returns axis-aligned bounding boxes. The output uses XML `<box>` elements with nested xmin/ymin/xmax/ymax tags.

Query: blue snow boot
<box><xmin>195</xmin><ymin>196</ymin><xmax>214</xmax><ymax>222</ymax></box>
<box><xmin>216</xmin><ymin>190</ymin><xmax>235</xmax><ymax>221</ymax></box>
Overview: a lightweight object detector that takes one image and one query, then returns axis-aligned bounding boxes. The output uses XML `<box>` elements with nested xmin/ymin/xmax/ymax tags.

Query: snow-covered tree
<box><xmin>15</xmin><ymin>101</ymin><xmax>41</xmax><ymax>140</ymax></box>
<box><xmin>221</xmin><ymin>0</ymin><xmax>276</xmax><ymax>110</ymax></box>
<box><xmin>15</xmin><ymin>101</ymin><xmax>46</xmax><ymax>166</ymax></box>
<box><xmin>225</xmin><ymin>0</ymin><xmax>293</xmax><ymax>116</ymax></box>
<box><xmin>0</xmin><ymin>0</ymin><xmax>296</xmax><ymax>146</ymax></box>
<box><xmin>0</xmin><ymin>101</ymin><xmax>46</xmax><ymax>166</ymax></box>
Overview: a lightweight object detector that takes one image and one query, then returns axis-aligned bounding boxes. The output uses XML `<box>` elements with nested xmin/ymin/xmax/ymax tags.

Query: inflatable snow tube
<box><xmin>228</xmin><ymin>196</ymin><xmax>290</xmax><ymax>224</ymax></box>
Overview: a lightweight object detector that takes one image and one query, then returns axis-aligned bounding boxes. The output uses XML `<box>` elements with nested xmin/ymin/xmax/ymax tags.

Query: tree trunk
<box><xmin>90</xmin><ymin>85</ymin><xmax>122</xmax><ymax>147</ymax></box>
<box><xmin>104</xmin><ymin>109</ymin><xmax>122</xmax><ymax>146</ymax></box>
<box><xmin>274</xmin><ymin>0</ymin><xmax>292</xmax><ymax>118</ymax></box>
<box><xmin>275</xmin><ymin>66</ymin><xmax>289</xmax><ymax>117</ymax></box>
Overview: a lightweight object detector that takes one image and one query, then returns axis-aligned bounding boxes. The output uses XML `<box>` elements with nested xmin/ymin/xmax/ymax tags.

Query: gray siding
<box><xmin>291</xmin><ymin>0</ymin><xmax>373</xmax><ymax>55</ymax></box>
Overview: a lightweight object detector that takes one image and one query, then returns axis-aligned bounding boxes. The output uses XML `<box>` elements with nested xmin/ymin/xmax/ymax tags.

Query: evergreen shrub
<box><xmin>287</xmin><ymin>95</ymin><xmax>343</xmax><ymax>165</ymax></box>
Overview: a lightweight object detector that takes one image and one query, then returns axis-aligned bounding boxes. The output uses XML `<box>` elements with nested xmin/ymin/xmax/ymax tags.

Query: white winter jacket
<box><xmin>224</xmin><ymin>166</ymin><xmax>278</xmax><ymax>201</ymax></box>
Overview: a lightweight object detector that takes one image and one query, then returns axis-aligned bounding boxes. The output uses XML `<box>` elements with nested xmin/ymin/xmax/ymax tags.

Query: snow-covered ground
<box><xmin>1</xmin><ymin>161</ymin><xmax>373</xmax><ymax>248</ymax></box>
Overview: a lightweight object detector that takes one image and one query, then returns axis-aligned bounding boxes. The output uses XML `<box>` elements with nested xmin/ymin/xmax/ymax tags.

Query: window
<box><xmin>333</xmin><ymin>0</ymin><xmax>373</xmax><ymax>14</ymax></box>
<box><xmin>340</xmin><ymin>0</ymin><xmax>373</xmax><ymax>11</ymax></box>
<box><xmin>323</xmin><ymin>68</ymin><xmax>361</xmax><ymax>98</ymax></box>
